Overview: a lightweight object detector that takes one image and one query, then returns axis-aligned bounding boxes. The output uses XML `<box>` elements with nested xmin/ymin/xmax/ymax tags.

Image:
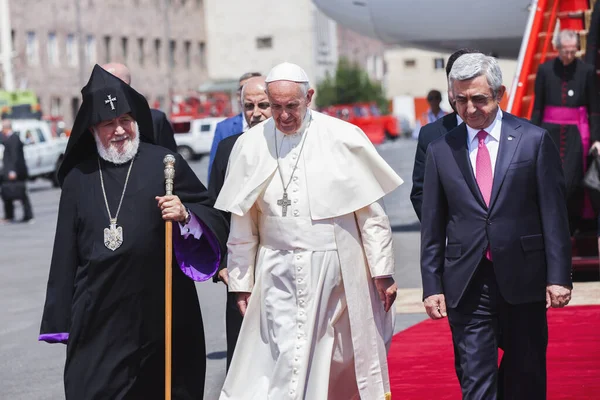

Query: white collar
<box><xmin>456</xmin><ymin>114</ymin><xmax>463</xmax><ymax>125</ymax></box>
<box><xmin>466</xmin><ymin>108</ymin><xmax>502</xmax><ymax>143</ymax></box>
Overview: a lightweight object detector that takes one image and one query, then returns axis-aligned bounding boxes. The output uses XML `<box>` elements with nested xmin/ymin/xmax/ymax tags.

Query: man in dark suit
<box><xmin>207</xmin><ymin>71</ymin><xmax>263</xmax><ymax>181</ymax></box>
<box><xmin>208</xmin><ymin>76</ymin><xmax>271</xmax><ymax>369</ymax></box>
<box><xmin>411</xmin><ymin>48</ymin><xmax>480</xmax><ymax>220</ymax></box>
<box><xmin>420</xmin><ymin>53</ymin><xmax>572</xmax><ymax>399</ymax></box>
<box><xmin>1</xmin><ymin>119</ymin><xmax>33</xmax><ymax>223</ymax></box>
<box><xmin>101</xmin><ymin>63</ymin><xmax>177</xmax><ymax>152</ymax></box>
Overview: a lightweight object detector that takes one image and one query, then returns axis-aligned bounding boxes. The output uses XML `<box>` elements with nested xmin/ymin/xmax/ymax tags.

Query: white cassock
<box><xmin>216</xmin><ymin>110</ymin><xmax>403</xmax><ymax>400</ymax></box>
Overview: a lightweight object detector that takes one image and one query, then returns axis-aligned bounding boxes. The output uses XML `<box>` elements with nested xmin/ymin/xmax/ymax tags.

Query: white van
<box><xmin>172</xmin><ymin>117</ymin><xmax>225</xmax><ymax>160</ymax></box>
<box><xmin>0</xmin><ymin>119</ymin><xmax>68</xmax><ymax>186</ymax></box>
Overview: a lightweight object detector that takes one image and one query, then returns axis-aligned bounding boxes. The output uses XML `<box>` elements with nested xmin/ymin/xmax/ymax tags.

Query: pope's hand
<box><xmin>155</xmin><ymin>195</ymin><xmax>187</xmax><ymax>222</ymax></box>
<box><xmin>218</xmin><ymin>268</ymin><xmax>229</xmax><ymax>285</ymax></box>
<box><xmin>546</xmin><ymin>284</ymin><xmax>572</xmax><ymax>308</ymax></box>
<box><xmin>374</xmin><ymin>277</ymin><xmax>397</xmax><ymax>312</ymax></box>
<box><xmin>236</xmin><ymin>292</ymin><xmax>251</xmax><ymax>316</ymax></box>
<box><xmin>424</xmin><ymin>294</ymin><xmax>447</xmax><ymax>320</ymax></box>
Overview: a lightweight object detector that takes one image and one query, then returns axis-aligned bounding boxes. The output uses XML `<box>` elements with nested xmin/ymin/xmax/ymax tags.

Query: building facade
<box><xmin>203</xmin><ymin>0</ymin><xmax>339</xmax><ymax>87</ymax></box>
<box><xmin>5</xmin><ymin>0</ymin><xmax>208</xmax><ymax>125</ymax></box>
<box><xmin>384</xmin><ymin>46</ymin><xmax>518</xmax><ymax>100</ymax></box>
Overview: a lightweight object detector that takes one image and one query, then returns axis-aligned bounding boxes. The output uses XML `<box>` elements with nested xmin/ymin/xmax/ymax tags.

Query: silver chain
<box><xmin>274</xmin><ymin>116</ymin><xmax>312</xmax><ymax>192</ymax></box>
<box><xmin>98</xmin><ymin>157</ymin><xmax>135</xmax><ymax>224</ymax></box>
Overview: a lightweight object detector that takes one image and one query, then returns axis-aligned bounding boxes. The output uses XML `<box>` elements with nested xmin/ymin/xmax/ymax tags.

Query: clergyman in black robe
<box><xmin>39</xmin><ymin>65</ymin><xmax>228</xmax><ymax>399</ymax></box>
<box><xmin>1</xmin><ymin>119</ymin><xmax>33</xmax><ymax>222</ymax></box>
<box><xmin>531</xmin><ymin>30</ymin><xmax>600</xmax><ymax>232</ymax></box>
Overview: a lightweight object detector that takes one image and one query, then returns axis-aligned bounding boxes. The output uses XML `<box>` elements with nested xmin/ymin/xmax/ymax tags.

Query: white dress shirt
<box><xmin>467</xmin><ymin>109</ymin><xmax>503</xmax><ymax>177</ymax></box>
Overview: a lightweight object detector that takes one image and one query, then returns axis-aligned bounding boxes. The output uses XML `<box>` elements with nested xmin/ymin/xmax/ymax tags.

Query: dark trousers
<box><xmin>225</xmin><ymin>290</ymin><xmax>243</xmax><ymax>370</ymax></box>
<box><xmin>447</xmin><ymin>259</ymin><xmax>548</xmax><ymax>400</ymax></box>
<box><xmin>2</xmin><ymin>182</ymin><xmax>33</xmax><ymax>221</ymax></box>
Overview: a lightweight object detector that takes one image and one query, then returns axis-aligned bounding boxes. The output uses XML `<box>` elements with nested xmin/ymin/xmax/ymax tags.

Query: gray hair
<box><xmin>449</xmin><ymin>53</ymin><xmax>503</xmax><ymax>100</ymax></box>
<box><xmin>554</xmin><ymin>30</ymin><xmax>579</xmax><ymax>49</ymax></box>
<box><xmin>265</xmin><ymin>81</ymin><xmax>310</xmax><ymax>97</ymax></box>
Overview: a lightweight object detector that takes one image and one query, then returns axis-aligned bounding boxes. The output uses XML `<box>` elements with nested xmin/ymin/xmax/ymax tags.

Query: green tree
<box><xmin>315</xmin><ymin>57</ymin><xmax>388</xmax><ymax>113</ymax></box>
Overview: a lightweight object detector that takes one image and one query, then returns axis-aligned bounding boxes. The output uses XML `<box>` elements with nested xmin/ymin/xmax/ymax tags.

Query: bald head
<box><xmin>241</xmin><ymin>76</ymin><xmax>271</xmax><ymax>128</ymax></box>
<box><xmin>101</xmin><ymin>63</ymin><xmax>132</xmax><ymax>85</ymax></box>
<box><xmin>1</xmin><ymin>119</ymin><xmax>12</xmax><ymax>136</ymax></box>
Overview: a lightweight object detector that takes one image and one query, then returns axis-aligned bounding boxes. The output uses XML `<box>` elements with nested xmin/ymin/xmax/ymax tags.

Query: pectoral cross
<box><xmin>105</xmin><ymin>94</ymin><xmax>117</xmax><ymax>110</ymax></box>
<box><xmin>277</xmin><ymin>191</ymin><xmax>292</xmax><ymax>217</ymax></box>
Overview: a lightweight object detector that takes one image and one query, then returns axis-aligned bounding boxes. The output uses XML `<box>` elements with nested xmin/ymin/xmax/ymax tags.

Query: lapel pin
<box><xmin>508</xmin><ymin>136</ymin><xmax>514</xmax><ymax>141</ymax></box>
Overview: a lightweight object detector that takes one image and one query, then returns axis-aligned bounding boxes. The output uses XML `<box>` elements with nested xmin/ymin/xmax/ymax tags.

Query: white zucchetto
<box><xmin>265</xmin><ymin>62</ymin><xmax>310</xmax><ymax>84</ymax></box>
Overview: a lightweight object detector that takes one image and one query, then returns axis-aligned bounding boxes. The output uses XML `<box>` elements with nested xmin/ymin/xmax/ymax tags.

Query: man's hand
<box><xmin>546</xmin><ymin>285</ymin><xmax>572</xmax><ymax>308</ymax></box>
<box><xmin>155</xmin><ymin>195</ymin><xmax>187</xmax><ymax>222</ymax></box>
<box><xmin>8</xmin><ymin>171</ymin><xmax>16</xmax><ymax>181</ymax></box>
<box><xmin>218</xmin><ymin>268</ymin><xmax>229</xmax><ymax>286</ymax></box>
<box><xmin>590</xmin><ymin>141</ymin><xmax>600</xmax><ymax>155</ymax></box>
<box><xmin>374</xmin><ymin>277</ymin><xmax>398</xmax><ymax>312</ymax></box>
<box><xmin>236</xmin><ymin>292</ymin><xmax>251</xmax><ymax>316</ymax></box>
<box><xmin>424</xmin><ymin>294</ymin><xmax>447</xmax><ymax>320</ymax></box>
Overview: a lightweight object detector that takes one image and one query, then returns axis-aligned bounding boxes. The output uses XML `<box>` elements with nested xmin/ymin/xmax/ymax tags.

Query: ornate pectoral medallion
<box><xmin>104</xmin><ymin>218</ymin><xmax>123</xmax><ymax>251</ymax></box>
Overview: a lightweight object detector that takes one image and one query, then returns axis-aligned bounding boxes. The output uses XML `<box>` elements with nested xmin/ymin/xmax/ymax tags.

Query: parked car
<box><xmin>0</xmin><ymin>119</ymin><xmax>68</xmax><ymax>186</ymax></box>
<box><xmin>171</xmin><ymin>116</ymin><xmax>225</xmax><ymax>160</ymax></box>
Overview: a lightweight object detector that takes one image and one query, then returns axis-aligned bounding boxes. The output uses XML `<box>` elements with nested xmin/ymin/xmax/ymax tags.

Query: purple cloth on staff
<box><xmin>173</xmin><ymin>212</ymin><xmax>221</xmax><ymax>281</ymax></box>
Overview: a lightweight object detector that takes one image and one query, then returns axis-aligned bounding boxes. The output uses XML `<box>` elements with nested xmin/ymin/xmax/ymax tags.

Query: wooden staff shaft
<box><xmin>165</xmin><ymin>220</ymin><xmax>173</xmax><ymax>400</ymax></box>
<box><xmin>163</xmin><ymin>154</ymin><xmax>176</xmax><ymax>400</ymax></box>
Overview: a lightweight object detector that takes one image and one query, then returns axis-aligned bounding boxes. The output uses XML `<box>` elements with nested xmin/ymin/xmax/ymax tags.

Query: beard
<box><xmin>93</xmin><ymin>123</ymin><xmax>140</xmax><ymax>164</ymax></box>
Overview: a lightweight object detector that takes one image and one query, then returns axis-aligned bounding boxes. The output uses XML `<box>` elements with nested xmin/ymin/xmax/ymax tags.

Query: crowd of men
<box><xmin>24</xmin><ymin>24</ymin><xmax>597</xmax><ymax>400</ymax></box>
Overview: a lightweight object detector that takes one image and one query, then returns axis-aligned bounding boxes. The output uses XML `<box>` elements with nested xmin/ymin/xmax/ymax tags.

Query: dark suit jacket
<box><xmin>420</xmin><ymin>112</ymin><xmax>572</xmax><ymax>308</ymax></box>
<box><xmin>1</xmin><ymin>133</ymin><xmax>28</xmax><ymax>181</ymax></box>
<box><xmin>208</xmin><ymin>132</ymin><xmax>243</xmax><ymax>282</ymax></box>
<box><xmin>411</xmin><ymin>112</ymin><xmax>459</xmax><ymax>220</ymax></box>
<box><xmin>208</xmin><ymin>113</ymin><xmax>244</xmax><ymax>180</ymax></box>
<box><xmin>150</xmin><ymin>109</ymin><xmax>177</xmax><ymax>152</ymax></box>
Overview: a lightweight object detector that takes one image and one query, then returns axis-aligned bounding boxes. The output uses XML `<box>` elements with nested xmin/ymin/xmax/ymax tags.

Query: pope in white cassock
<box><xmin>215</xmin><ymin>62</ymin><xmax>403</xmax><ymax>400</ymax></box>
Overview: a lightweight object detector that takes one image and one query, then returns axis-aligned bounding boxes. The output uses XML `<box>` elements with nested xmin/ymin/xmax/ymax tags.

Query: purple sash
<box><xmin>543</xmin><ymin>105</ymin><xmax>594</xmax><ymax>218</ymax></box>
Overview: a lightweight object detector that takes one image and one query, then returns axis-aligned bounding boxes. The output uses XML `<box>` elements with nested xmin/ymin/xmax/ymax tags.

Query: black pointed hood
<box><xmin>57</xmin><ymin>64</ymin><xmax>155</xmax><ymax>185</ymax></box>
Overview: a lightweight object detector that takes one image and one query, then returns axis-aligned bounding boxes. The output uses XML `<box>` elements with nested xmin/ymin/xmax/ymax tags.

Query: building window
<box><xmin>256</xmin><ymin>36</ymin><xmax>273</xmax><ymax>49</ymax></box>
<box><xmin>121</xmin><ymin>37</ymin><xmax>128</xmax><ymax>61</ymax></box>
<box><xmin>138</xmin><ymin>38</ymin><xmax>145</xmax><ymax>66</ymax></box>
<box><xmin>50</xmin><ymin>96</ymin><xmax>62</xmax><ymax>116</ymax></box>
<box><xmin>198</xmin><ymin>41</ymin><xmax>205</xmax><ymax>68</ymax></box>
<box><xmin>169</xmin><ymin>40</ymin><xmax>176</xmax><ymax>67</ymax></box>
<box><xmin>404</xmin><ymin>59</ymin><xmax>416</xmax><ymax>68</ymax></box>
<box><xmin>434</xmin><ymin>57</ymin><xmax>445</xmax><ymax>70</ymax></box>
<box><xmin>103</xmin><ymin>35</ymin><xmax>111</xmax><ymax>63</ymax></box>
<box><xmin>154</xmin><ymin>39</ymin><xmax>161</xmax><ymax>67</ymax></box>
<box><xmin>85</xmin><ymin>35</ymin><xmax>96</xmax><ymax>65</ymax></box>
<box><xmin>184</xmin><ymin>41</ymin><xmax>191</xmax><ymax>68</ymax></box>
<box><xmin>66</xmin><ymin>34</ymin><xmax>78</xmax><ymax>67</ymax></box>
<box><xmin>26</xmin><ymin>31</ymin><xmax>39</xmax><ymax>65</ymax></box>
<box><xmin>47</xmin><ymin>32</ymin><xmax>59</xmax><ymax>66</ymax></box>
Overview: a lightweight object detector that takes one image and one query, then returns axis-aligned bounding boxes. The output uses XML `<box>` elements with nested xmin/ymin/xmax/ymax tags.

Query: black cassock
<box><xmin>531</xmin><ymin>58</ymin><xmax>600</xmax><ymax>228</ymax></box>
<box><xmin>40</xmin><ymin>143</ymin><xmax>228</xmax><ymax>399</ymax></box>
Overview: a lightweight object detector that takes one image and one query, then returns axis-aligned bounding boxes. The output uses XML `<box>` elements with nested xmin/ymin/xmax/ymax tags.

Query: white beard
<box><xmin>93</xmin><ymin>123</ymin><xmax>140</xmax><ymax>164</ymax></box>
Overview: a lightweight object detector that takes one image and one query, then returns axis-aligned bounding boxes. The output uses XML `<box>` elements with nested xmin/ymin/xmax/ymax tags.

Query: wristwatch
<box><xmin>183</xmin><ymin>208</ymin><xmax>192</xmax><ymax>225</ymax></box>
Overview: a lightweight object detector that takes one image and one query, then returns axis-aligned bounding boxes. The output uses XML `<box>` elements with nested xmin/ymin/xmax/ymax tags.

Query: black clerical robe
<box><xmin>531</xmin><ymin>58</ymin><xmax>600</xmax><ymax>226</ymax></box>
<box><xmin>39</xmin><ymin>142</ymin><xmax>228</xmax><ymax>400</ymax></box>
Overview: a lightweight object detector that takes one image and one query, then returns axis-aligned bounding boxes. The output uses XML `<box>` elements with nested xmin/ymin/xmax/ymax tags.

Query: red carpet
<box><xmin>388</xmin><ymin>305</ymin><xmax>600</xmax><ymax>399</ymax></box>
